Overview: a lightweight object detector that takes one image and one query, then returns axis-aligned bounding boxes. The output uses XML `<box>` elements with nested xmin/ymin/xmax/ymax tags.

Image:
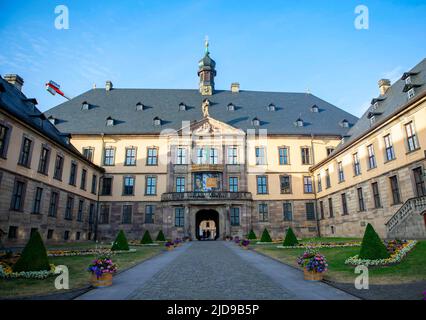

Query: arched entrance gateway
<box><xmin>196</xmin><ymin>209</ymin><xmax>219</xmax><ymax>240</ymax></box>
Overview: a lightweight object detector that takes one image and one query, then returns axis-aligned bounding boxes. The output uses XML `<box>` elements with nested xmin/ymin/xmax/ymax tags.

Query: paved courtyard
<box><xmin>77</xmin><ymin>241</ymin><xmax>357</xmax><ymax>300</ymax></box>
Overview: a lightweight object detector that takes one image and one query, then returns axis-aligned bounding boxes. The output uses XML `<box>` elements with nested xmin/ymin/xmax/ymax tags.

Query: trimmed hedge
<box><xmin>141</xmin><ymin>230</ymin><xmax>153</xmax><ymax>244</ymax></box>
<box><xmin>13</xmin><ymin>231</ymin><xmax>50</xmax><ymax>272</ymax></box>
<box><xmin>260</xmin><ymin>228</ymin><xmax>272</xmax><ymax>243</ymax></box>
<box><xmin>247</xmin><ymin>229</ymin><xmax>257</xmax><ymax>240</ymax></box>
<box><xmin>283</xmin><ymin>227</ymin><xmax>299</xmax><ymax>246</ymax></box>
<box><xmin>156</xmin><ymin>230</ymin><xmax>166</xmax><ymax>242</ymax></box>
<box><xmin>359</xmin><ymin>223</ymin><xmax>390</xmax><ymax>260</ymax></box>
<box><xmin>111</xmin><ymin>230</ymin><xmax>129</xmax><ymax>251</ymax></box>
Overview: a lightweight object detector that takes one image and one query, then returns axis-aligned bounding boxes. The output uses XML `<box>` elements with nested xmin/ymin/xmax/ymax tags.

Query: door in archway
<box><xmin>196</xmin><ymin>209</ymin><xmax>219</xmax><ymax>240</ymax></box>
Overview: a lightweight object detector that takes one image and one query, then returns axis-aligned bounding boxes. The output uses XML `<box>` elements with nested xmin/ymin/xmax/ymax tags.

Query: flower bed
<box><xmin>345</xmin><ymin>240</ymin><xmax>418</xmax><ymax>266</ymax></box>
<box><xmin>277</xmin><ymin>242</ymin><xmax>361</xmax><ymax>249</ymax></box>
<box><xmin>47</xmin><ymin>248</ymin><xmax>136</xmax><ymax>257</ymax></box>
<box><xmin>0</xmin><ymin>262</ymin><xmax>57</xmax><ymax>280</ymax></box>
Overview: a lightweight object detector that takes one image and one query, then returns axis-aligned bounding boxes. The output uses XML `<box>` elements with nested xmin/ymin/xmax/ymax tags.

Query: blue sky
<box><xmin>0</xmin><ymin>0</ymin><xmax>425</xmax><ymax>116</ymax></box>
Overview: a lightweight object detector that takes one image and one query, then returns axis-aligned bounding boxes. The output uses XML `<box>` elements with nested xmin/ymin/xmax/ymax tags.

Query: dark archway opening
<box><xmin>196</xmin><ymin>209</ymin><xmax>219</xmax><ymax>240</ymax></box>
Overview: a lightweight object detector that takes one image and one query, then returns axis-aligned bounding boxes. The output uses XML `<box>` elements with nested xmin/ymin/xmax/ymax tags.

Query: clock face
<box><xmin>204</xmin><ymin>87</ymin><xmax>209</xmax><ymax>92</ymax></box>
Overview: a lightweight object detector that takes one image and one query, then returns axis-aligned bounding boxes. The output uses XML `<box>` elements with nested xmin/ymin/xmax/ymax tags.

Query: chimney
<box><xmin>4</xmin><ymin>74</ymin><xmax>24</xmax><ymax>91</ymax></box>
<box><xmin>231</xmin><ymin>82</ymin><xmax>240</xmax><ymax>93</ymax></box>
<box><xmin>105</xmin><ymin>81</ymin><xmax>113</xmax><ymax>91</ymax></box>
<box><xmin>378</xmin><ymin>79</ymin><xmax>391</xmax><ymax>96</ymax></box>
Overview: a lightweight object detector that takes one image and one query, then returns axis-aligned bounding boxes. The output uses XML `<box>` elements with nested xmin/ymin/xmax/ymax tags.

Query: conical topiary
<box><xmin>260</xmin><ymin>228</ymin><xmax>272</xmax><ymax>242</ymax></box>
<box><xmin>13</xmin><ymin>230</ymin><xmax>50</xmax><ymax>272</ymax></box>
<box><xmin>283</xmin><ymin>227</ymin><xmax>299</xmax><ymax>246</ymax></box>
<box><xmin>247</xmin><ymin>229</ymin><xmax>257</xmax><ymax>240</ymax></box>
<box><xmin>359</xmin><ymin>223</ymin><xmax>390</xmax><ymax>260</ymax></box>
<box><xmin>141</xmin><ymin>230</ymin><xmax>153</xmax><ymax>244</ymax></box>
<box><xmin>156</xmin><ymin>230</ymin><xmax>166</xmax><ymax>242</ymax></box>
<box><xmin>111</xmin><ymin>230</ymin><xmax>129</xmax><ymax>251</ymax></box>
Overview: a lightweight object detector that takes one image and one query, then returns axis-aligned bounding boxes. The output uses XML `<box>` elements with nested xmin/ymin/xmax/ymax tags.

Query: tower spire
<box><xmin>204</xmin><ymin>35</ymin><xmax>209</xmax><ymax>54</ymax></box>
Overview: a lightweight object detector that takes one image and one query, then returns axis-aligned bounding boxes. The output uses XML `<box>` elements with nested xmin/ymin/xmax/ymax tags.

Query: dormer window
<box><xmin>267</xmin><ymin>103</ymin><xmax>276</xmax><ymax>111</ymax></box>
<box><xmin>295</xmin><ymin>118</ymin><xmax>304</xmax><ymax>127</ymax></box>
<box><xmin>407</xmin><ymin>88</ymin><xmax>415</xmax><ymax>99</ymax></box>
<box><xmin>340</xmin><ymin>119</ymin><xmax>349</xmax><ymax>128</ymax></box>
<box><xmin>227</xmin><ymin>103</ymin><xmax>235</xmax><ymax>111</ymax></box>
<box><xmin>405</xmin><ymin>76</ymin><xmax>412</xmax><ymax>85</ymax></box>
<box><xmin>373</xmin><ymin>102</ymin><xmax>379</xmax><ymax>110</ymax></box>
<box><xmin>136</xmin><ymin>102</ymin><xmax>144</xmax><ymax>111</ymax></box>
<box><xmin>153</xmin><ymin>117</ymin><xmax>161</xmax><ymax>126</ymax></box>
<box><xmin>106</xmin><ymin>117</ymin><xmax>114</xmax><ymax>126</ymax></box>
<box><xmin>370</xmin><ymin>116</ymin><xmax>376</xmax><ymax>125</ymax></box>
<box><xmin>252</xmin><ymin>117</ymin><xmax>260</xmax><ymax>126</ymax></box>
<box><xmin>81</xmin><ymin>101</ymin><xmax>90</xmax><ymax>110</ymax></box>
<box><xmin>311</xmin><ymin>105</ymin><xmax>319</xmax><ymax>113</ymax></box>
<box><xmin>179</xmin><ymin>103</ymin><xmax>186</xmax><ymax>111</ymax></box>
<box><xmin>48</xmin><ymin>116</ymin><xmax>56</xmax><ymax>125</ymax></box>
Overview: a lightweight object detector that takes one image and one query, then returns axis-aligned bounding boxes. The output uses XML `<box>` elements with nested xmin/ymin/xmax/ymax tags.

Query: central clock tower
<box><xmin>198</xmin><ymin>39</ymin><xmax>216</xmax><ymax>96</ymax></box>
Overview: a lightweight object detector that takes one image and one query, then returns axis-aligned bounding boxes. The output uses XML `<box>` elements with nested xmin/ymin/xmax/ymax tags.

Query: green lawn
<box><xmin>0</xmin><ymin>245</ymin><xmax>163</xmax><ymax>298</ymax></box>
<box><xmin>299</xmin><ymin>237</ymin><xmax>361</xmax><ymax>243</ymax></box>
<box><xmin>253</xmin><ymin>240</ymin><xmax>426</xmax><ymax>284</ymax></box>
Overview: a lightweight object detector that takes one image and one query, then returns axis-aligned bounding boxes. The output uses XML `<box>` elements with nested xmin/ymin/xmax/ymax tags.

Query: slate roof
<box><xmin>0</xmin><ymin>76</ymin><xmax>103</xmax><ymax>170</ymax></box>
<box><xmin>45</xmin><ymin>88</ymin><xmax>358</xmax><ymax>136</ymax></box>
<box><xmin>330</xmin><ymin>58</ymin><xmax>426</xmax><ymax>156</ymax></box>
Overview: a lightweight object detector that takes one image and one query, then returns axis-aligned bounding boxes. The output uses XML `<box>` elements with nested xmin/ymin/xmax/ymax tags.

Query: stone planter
<box><xmin>303</xmin><ymin>269</ymin><xmax>324</xmax><ymax>281</ymax></box>
<box><xmin>91</xmin><ymin>273</ymin><xmax>113</xmax><ymax>287</ymax></box>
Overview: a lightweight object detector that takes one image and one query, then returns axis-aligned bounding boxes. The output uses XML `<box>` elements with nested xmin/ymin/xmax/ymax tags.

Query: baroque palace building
<box><xmin>1</xmin><ymin>45</ymin><xmax>425</xmax><ymax>245</ymax></box>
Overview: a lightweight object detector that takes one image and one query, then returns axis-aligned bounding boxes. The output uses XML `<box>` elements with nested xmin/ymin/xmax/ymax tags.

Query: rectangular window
<box><xmin>283</xmin><ymin>202</ymin><xmax>293</xmax><ymax>221</ymax></box>
<box><xmin>101</xmin><ymin>177</ymin><xmax>113</xmax><ymax>196</ymax></box>
<box><xmin>325</xmin><ymin>169</ymin><xmax>331</xmax><ymax>188</ymax></box>
<box><xmin>175</xmin><ymin>207</ymin><xmax>185</xmax><ymax>227</ymax></box>
<box><xmin>18</xmin><ymin>137</ymin><xmax>32</xmax><ymax>167</ymax></box>
<box><xmin>147</xmin><ymin>147</ymin><xmax>158</xmax><ymax>166</ymax></box>
<box><xmin>413</xmin><ymin>167</ymin><xmax>426</xmax><ymax>197</ymax></box>
<box><xmin>317</xmin><ymin>174</ymin><xmax>322</xmax><ymax>192</ymax></box>
<box><xmin>32</xmin><ymin>187</ymin><xmax>43</xmax><ymax>214</ymax></box>
<box><xmin>103</xmin><ymin>147</ymin><xmax>115</xmax><ymax>166</ymax></box>
<box><xmin>145</xmin><ymin>176</ymin><xmax>157</xmax><ymax>195</ymax></box>
<box><xmin>405</xmin><ymin>122</ymin><xmax>419</xmax><ymax>152</ymax></box>
<box><xmin>301</xmin><ymin>147</ymin><xmax>311</xmax><ymax>165</ymax></box>
<box><xmin>8</xmin><ymin>226</ymin><xmax>17</xmax><ymax>239</ymax></box>
<box><xmin>53</xmin><ymin>154</ymin><xmax>64</xmax><ymax>180</ymax></box>
<box><xmin>122</xmin><ymin>205</ymin><xmax>133</xmax><ymax>224</ymax></box>
<box><xmin>210</xmin><ymin>148</ymin><xmax>218</xmax><ymax>164</ymax></box>
<box><xmin>341</xmin><ymin>193</ymin><xmax>348</xmax><ymax>215</ymax></box>
<box><xmin>77</xmin><ymin>200</ymin><xmax>84</xmax><ymax>222</ymax></box>
<box><xmin>306</xmin><ymin>202</ymin><xmax>316</xmax><ymax>220</ymax></box>
<box><xmin>384</xmin><ymin>135</ymin><xmax>395</xmax><ymax>161</ymax></box>
<box><xmin>176</xmin><ymin>147</ymin><xmax>187</xmax><ymax>164</ymax></box>
<box><xmin>65</xmin><ymin>196</ymin><xmax>74</xmax><ymax>220</ymax></box>
<box><xmin>229</xmin><ymin>177</ymin><xmax>238</xmax><ymax>192</ymax></box>
<box><xmin>258</xmin><ymin>203</ymin><xmax>268</xmax><ymax>222</ymax></box>
<box><xmin>303</xmin><ymin>176</ymin><xmax>313</xmax><ymax>193</ymax></box>
<box><xmin>89</xmin><ymin>203</ymin><xmax>95</xmax><ymax>224</ymax></box>
<box><xmin>230</xmin><ymin>207</ymin><xmax>240</xmax><ymax>226</ymax></box>
<box><xmin>11</xmin><ymin>180</ymin><xmax>25</xmax><ymax>211</ymax></box>
<box><xmin>47</xmin><ymin>229</ymin><xmax>54</xmax><ymax>240</ymax></box>
<box><xmin>196</xmin><ymin>148</ymin><xmax>207</xmax><ymax>164</ymax></box>
<box><xmin>176</xmin><ymin>177</ymin><xmax>185</xmax><ymax>193</ymax></box>
<box><xmin>256</xmin><ymin>176</ymin><xmax>268</xmax><ymax>194</ymax></box>
<box><xmin>123</xmin><ymin>176</ymin><xmax>135</xmax><ymax>196</ymax></box>
<box><xmin>145</xmin><ymin>205</ymin><xmax>155</xmax><ymax>224</ymax></box>
<box><xmin>64</xmin><ymin>231</ymin><xmax>69</xmax><ymax>241</ymax></box>
<box><xmin>280</xmin><ymin>175</ymin><xmax>292</xmax><ymax>194</ymax></box>
<box><xmin>255</xmin><ymin>147</ymin><xmax>266</xmax><ymax>165</ymax></box>
<box><xmin>124</xmin><ymin>147</ymin><xmax>137</xmax><ymax>166</ymax></box>
<box><xmin>319</xmin><ymin>201</ymin><xmax>324</xmax><ymax>219</ymax></box>
<box><xmin>227</xmin><ymin>147</ymin><xmax>238</xmax><ymax>164</ymax></box>
<box><xmin>99</xmin><ymin>205</ymin><xmax>110</xmax><ymax>224</ymax></box>
<box><xmin>367</xmin><ymin>144</ymin><xmax>376</xmax><ymax>169</ymax></box>
<box><xmin>82</xmin><ymin>147</ymin><xmax>94</xmax><ymax>161</ymax></box>
<box><xmin>91</xmin><ymin>174</ymin><xmax>97</xmax><ymax>194</ymax></box>
<box><xmin>38</xmin><ymin>146</ymin><xmax>50</xmax><ymax>175</ymax></box>
<box><xmin>69</xmin><ymin>162</ymin><xmax>77</xmax><ymax>186</ymax></box>
<box><xmin>76</xmin><ymin>232</ymin><xmax>81</xmax><ymax>241</ymax></box>
<box><xmin>328</xmin><ymin>198</ymin><xmax>334</xmax><ymax>218</ymax></box>
<box><xmin>278</xmin><ymin>147</ymin><xmax>289</xmax><ymax>165</ymax></box>
<box><xmin>49</xmin><ymin>191</ymin><xmax>59</xmax><ymax>217</ymax></box>
<box><xmin>338</xmin><ymin>162</ymin><xmax>345</xmax><ymax>182</ymax></box>
<box><xmin>326</xmin><ymin>147</ymin><xmax>334</xmax><ymax>156</ymax></box>
<box><xmin>372</xmin><ymin>182</ymin><xmax>381</xmax><ymax>208</ymax></box>
<box><xmin>353</xmin><ymin>153</ymin><xmax>361</xmax><ymax>176</ymax></box>
<box><xmin>357</xmin><ymin>188</ymin><xmax>365</xmax><ymax>212</ymax></box>
<box><xmin>390</xmin><ymin>176</ymin><xmax>401</xmax><ymax>205</ymax></box>
<box><xmin>0</xmin><ymin>124</ymin><xmax>10</xmax><ymax>158</ymax></box>
<box><xmin>80</xmin><ymin>169</ymin><xmax>87</xmax><ymax>190</ymax></box>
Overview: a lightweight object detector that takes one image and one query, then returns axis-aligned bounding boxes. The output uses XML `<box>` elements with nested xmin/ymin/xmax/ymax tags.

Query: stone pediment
<box><xmin>179</xmin><ymin>117</ymin><xmax>245</xmax><ymax>136</ymax></box>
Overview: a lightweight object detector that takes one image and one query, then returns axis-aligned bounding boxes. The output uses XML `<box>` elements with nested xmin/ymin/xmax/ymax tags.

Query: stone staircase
<box><xmin>386</xmin><ymin>195</ymin><xmax>426</xmax><ymax>239</ymax></box>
